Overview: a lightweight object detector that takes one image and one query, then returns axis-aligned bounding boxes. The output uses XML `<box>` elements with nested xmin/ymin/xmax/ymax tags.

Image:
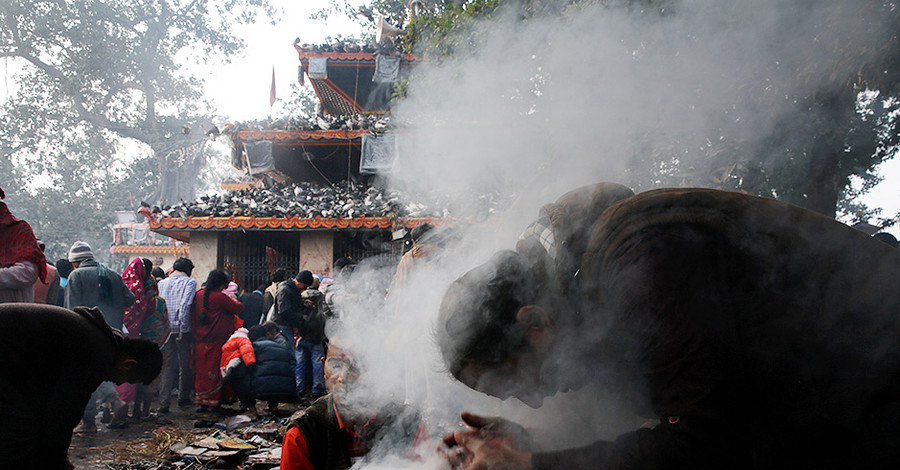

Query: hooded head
<box><xmin>437</xmin><ymin>250</ymin><xmax>570</xmax><ymax>407</ymax></box>
<box><xmin>438</xmin><ymin>251</ymin><xmax>537</xmax><ymax>374</ymax></box>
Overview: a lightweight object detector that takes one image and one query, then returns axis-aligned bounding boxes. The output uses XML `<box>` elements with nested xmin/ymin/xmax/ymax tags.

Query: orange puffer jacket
<box><xmin>220</xmin><ymin>328</ymin><xmax>256</xmax><ymax>378</ymax></box>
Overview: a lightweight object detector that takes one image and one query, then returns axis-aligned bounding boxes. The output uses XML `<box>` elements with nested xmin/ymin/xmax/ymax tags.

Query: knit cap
<box><xmin>68</xmin><ymin>241</ymin><xmax>94</xmax><ymax>263</ymax></box>
<box><xmin>295</xmin><ymin>270</ymin><xmax>314</xmax><ymax>286</ymax></box>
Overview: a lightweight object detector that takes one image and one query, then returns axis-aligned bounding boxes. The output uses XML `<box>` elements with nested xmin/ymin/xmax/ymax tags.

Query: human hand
<box><xmin>442</xmin><ymin>425</ymin><xmax>532</xmax><ymax>470</ymax></box>
<box><xmin>459</xmin><ymin>412</ymin><xmax>535</xmax><ymax>451</ymax></box>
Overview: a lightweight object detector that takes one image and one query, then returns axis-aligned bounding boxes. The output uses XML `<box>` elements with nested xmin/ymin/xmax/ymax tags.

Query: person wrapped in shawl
<box><xmin>116</xmin><ymin>258</ymin><xmax>156</xmax><ymax>418</ymax></box>
<box><xmin>116</xmin><ymin>258</ymin><xmax>150</xmax><ymax>416</ymax></box>
<box><xmin>0</xmin><ymin>187</ymin><xmax>47</xmax><ymax>303</ymax></box>
<box><xmin>134</xmin><ymin>258</ymin><xmax>169</xmax><ymax>418</ymax></box>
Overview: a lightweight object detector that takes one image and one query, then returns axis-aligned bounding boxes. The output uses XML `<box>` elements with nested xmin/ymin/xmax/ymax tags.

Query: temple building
<box><xmin>144</xmin><ymin>39</ymin><xmax>436</xmax><ymax>290</ymax></box>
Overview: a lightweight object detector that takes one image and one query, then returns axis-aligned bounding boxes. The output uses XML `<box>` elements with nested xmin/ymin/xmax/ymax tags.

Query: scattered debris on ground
<box><xmin>71</xmin><ymin>405</ymin><xmax>295</xmax><ymax>470</ymax></box>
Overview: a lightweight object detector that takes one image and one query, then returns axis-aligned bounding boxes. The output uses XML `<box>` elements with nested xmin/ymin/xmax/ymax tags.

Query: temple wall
<box><xmin>152</xmin><ymin>253</ymin><xmax>183</xmax><ymax>273</ymax></box>
<box><xmin>299</xmin><ymin>232</ymin><xmax>333</xmax><ymax>276</ymax></box>
<box><xmin>190</xmin><ymin>232</ymin><xmax>219</xmax><ymax>284</ymax></box>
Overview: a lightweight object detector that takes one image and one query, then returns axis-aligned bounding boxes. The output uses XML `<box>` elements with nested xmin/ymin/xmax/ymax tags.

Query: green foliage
<box><xmin>392</xmin><ymin>78</ymin><xmax>409</xmax><ymax>100</ymax></box>
<box><xmin>404</xmin><ymin>0</ymin><xmax>504</xmax><ymax>58</ymax></box>
<box><xmin>0</xmin><ymin>0</ymin><xmax>274</xmax><ymax>260</ymax></box>
<box><xmin>312</xmin><ymin>0</ymin><xmax>408</xmax><ymax>30</ymax></box>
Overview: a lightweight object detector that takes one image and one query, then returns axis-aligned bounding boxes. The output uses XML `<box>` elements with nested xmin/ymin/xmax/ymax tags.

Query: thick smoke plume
<box><xmin>325</xmin><ymin>0</ymin><xmax>894</xmax><ymax>467</ymax></box>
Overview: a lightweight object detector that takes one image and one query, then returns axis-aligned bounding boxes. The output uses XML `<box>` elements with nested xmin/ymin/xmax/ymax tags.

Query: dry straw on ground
<box><xmin>91</xmin><ymin>425</ymin><xmax>200</xmax><ymax>464</ymax></box>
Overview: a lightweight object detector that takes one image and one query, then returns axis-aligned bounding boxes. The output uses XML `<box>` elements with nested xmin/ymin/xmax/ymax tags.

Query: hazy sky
<box><xmin>206</xmin><ymin>1</ymin><xmax>363</xmax><ymax>121</ymax></box>
<box><xmin>858</xmin><ymin>155</ymin><xmax>900</xmax><ymax>235</ymax></box>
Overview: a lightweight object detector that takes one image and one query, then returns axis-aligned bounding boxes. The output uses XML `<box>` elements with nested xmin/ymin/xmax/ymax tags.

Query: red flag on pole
<box><xmin>269</xmin><ymin>66</ymin><xmax>276</xmax><ymax>107</ymax></box>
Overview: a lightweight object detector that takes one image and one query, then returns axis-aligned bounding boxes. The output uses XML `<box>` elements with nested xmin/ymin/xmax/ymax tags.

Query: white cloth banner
<box><xmin>308</xmin><ymin>57</ymin><xmax>328</xmax><ymax>80</ymax></box>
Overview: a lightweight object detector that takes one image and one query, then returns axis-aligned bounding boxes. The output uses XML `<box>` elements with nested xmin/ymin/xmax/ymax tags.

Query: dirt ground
<box><xmin>68</xmin><ymin>402</ymin><xmax>300</xmax><ymax>470</ymax></box>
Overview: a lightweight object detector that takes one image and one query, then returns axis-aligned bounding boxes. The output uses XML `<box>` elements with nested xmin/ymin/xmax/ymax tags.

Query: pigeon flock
<box><xmin>294</xmin><ymin>35</ymin><xmax>406</xmax><ymax>56</ymax></box>
<box><xmin>147</xmin><ymin>180</ymin><xmax>512</xmax><ymax>221</ymax></box>
<box><xmin>228</xmin><ymin>113</ymin><xmax>394</xmax><ymax>134</ymax></box>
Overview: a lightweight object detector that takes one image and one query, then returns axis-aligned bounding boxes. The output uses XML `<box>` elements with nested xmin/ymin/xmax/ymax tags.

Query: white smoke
<box><xmin>326</xmin><ymin>0</ymin><xmax>893</xmax><ymax>466</ymax></box>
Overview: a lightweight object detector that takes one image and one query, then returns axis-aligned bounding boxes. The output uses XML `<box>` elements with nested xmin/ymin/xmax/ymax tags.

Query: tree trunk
<box><xmin>803</xmin><ymin>90</ymin><xmax>855</xmax><ymax>218</ymax></box>
<box><xmin>805</xmin><ymin>139</ymin><xmax>842</xmax><ymax>217</ymax></box>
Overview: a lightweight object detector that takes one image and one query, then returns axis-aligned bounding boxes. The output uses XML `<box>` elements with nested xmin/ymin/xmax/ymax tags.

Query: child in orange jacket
<box><xmin>220</xmin><ymin>327</ymin><xmax>257</xmax><ymax>417</ymax></box>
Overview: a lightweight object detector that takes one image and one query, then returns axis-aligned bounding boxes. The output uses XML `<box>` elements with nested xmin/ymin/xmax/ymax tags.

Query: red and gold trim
<box><xmin>149</xmin><ymin>216</ymin><xmax>443</xmax><ymax>231</ymax></box>
<box><xmin>232</xmin><ymin>129</ymin><xmax>369</xmax><ymax>144</ymax></box>
<box><xmin>111</xmin><ymin>245</ymin><xmax>190</xmax><ymax>255</ymax></box>
<box><xmin>294</xmin><ymin>46</ymin><xmax>419</xmax><ymax>63</ymax></box>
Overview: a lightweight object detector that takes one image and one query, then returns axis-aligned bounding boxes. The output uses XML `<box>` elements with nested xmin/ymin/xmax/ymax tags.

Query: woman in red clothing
<box><xmin>192</xmin><ymin>269</ymin><xmax>244</xmax><ymax>412</ymax></box>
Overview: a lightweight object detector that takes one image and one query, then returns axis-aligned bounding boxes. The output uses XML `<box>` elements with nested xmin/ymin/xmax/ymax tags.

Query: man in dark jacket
<box><xmin>275</xmin><ymin>270</ymin><xmax>321</xmax><ymax>400</ymax></box>
<box><xmin>274</xmin><ymin>270</ymin><xmax>314</xmax><ymax>345</ymax></box>
<box><xmin>239</xmin><ymin>284</ymin><xmax>266</xmax><ymax>326</ymax></box>
<box><xmin>0</xmin><ymin>303</ymin><xmax>162</xmax><ymax>469</ymax></box>
<box><xmin>297</xmin><ymin>284</ymin><xmax>327</xmax><ymax>400</ymax></box>
<box><xmin>438</xmin><ymin>183</ymin><xmax>900</xmax><ymax>470</ymax></box>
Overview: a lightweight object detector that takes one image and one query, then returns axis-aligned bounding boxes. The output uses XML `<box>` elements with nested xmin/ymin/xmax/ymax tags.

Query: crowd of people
<box><xmin>0</xmin><ymin>185</ymin><xmax>442</xmax><ymax>469</ymax></box>
<box><xmin>7</xmin><ymin>181</ymin><xmax>900</xmax><ymax>470</ymax></box>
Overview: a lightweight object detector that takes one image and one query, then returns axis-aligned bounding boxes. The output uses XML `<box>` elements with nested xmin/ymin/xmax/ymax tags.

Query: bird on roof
<box><xmin>359</xmin><ymin>6</ymin><xmax>375</xmax><ymax>23</ymax></box>
<box><xmin>317</xmin><ymin>115</ymin><xmax>337</xmax><ymax>130</ymax></box>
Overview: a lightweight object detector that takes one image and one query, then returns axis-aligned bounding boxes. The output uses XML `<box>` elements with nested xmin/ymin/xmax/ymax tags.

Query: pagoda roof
<box><xmin>296</xmin><ymin>44</ymin><xmax>420</xmax><ymax>115</ymax></box>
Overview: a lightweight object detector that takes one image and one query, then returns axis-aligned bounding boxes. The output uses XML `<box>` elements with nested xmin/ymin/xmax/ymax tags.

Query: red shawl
<box><xmin>121</xmin><ymin>257</ymin><xmax>149</xmax><ymax>337</ymax></box>
<box><xmin>118</xmin><ymin>257</ymin><xmax>153</xmax><ymax>403</ymax></box>
<box><xmin>0</xmin><ymin>200</ymin><xmax>47</xmax><ymax>282</ymax></box>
